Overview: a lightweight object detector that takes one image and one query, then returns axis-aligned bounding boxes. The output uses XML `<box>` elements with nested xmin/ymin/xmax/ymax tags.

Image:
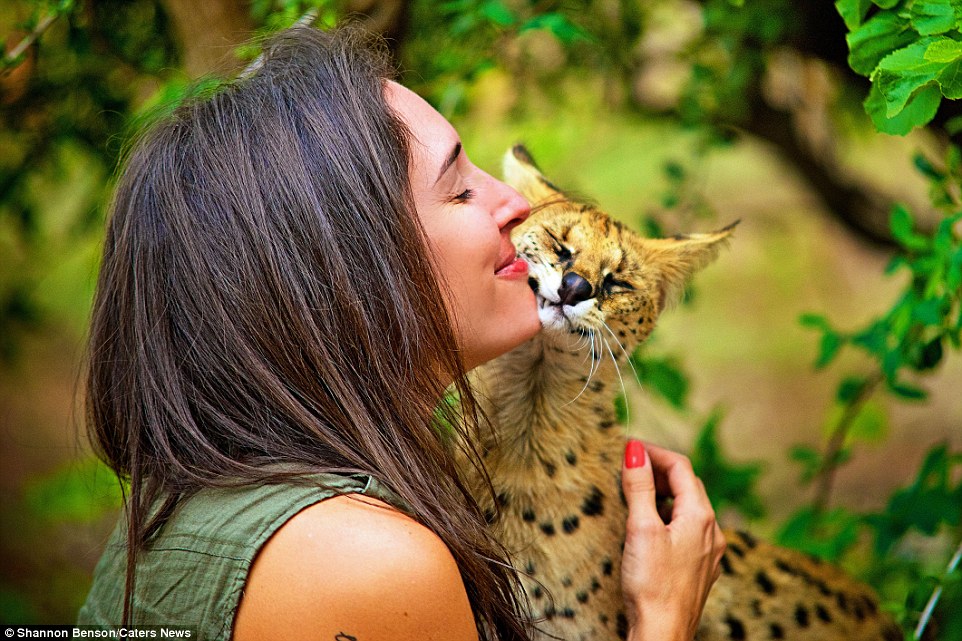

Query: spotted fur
<box><xmin>461</xmin><ymin>145</ymin><xmax>901</xmax><ymax>641</ymax></box>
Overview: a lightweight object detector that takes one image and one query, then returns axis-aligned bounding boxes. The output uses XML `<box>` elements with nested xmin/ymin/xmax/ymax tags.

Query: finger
<box><xmin>711</xmin><ymin>523</ymin><xmax>726</xmax><ymax>583</ymax></box>
<box><xmin>713</xmin><ymin>521</ymin><xmax>728</xmax><ymax>562</ymax></box>
<box><xmin>644</xmin><ymin>443</ymin><xmax>696</xmax><ymax>497</ymax></box>
<box><xmin>712</xmin><ymin>560</ymin><xmax>723</xmax><ymax>583</ymax></box>
<box><xmin>645</xmin><ymin>445</ymin><xmax>713</xmax><ymax>516</ymax></box>
<box><xmin>621</xmin><ymin>439</ymin><xmax>662</xmax><ymax>526</ymax></box>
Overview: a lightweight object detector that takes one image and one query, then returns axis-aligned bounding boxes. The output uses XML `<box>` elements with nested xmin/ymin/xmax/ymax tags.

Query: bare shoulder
<box><xmin>233</xmin><ymin>494</ymin><xmax>479</xmax><ymax>641</ymax></box>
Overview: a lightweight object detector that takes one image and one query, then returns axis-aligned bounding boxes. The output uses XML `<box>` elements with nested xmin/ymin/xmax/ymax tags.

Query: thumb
<box><xmin>622</xmin><ymin>439</ymin><xmax>660</xmax><ymax>524</ymax></box>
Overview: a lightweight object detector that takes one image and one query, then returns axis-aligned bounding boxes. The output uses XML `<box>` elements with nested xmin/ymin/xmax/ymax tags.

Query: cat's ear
<box><xmin>502</xmin><ymin>144</ymin><xmax>566</xmax><ymax>206</ymax></box>
<box><xmin>644</xmin><ymin>222</ymin><xmax>739</xmax><ymax>312</ymax></box>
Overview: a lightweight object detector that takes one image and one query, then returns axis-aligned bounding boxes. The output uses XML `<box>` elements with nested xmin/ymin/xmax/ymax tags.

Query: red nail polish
<box><xmin>625</xmin><ymin>439</ymin><xmax>646</xmax><ymax>469</ymax></box>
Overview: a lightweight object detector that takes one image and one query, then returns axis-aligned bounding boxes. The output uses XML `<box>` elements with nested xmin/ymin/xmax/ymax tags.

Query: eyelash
<box><xmin>452</xmin><ymin>188</ymin><xmax>475</xmax><ymax>203</ymax></box>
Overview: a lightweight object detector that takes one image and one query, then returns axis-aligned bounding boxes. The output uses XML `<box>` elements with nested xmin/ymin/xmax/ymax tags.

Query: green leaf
<box><xmin>480</xmin><ymin>1</ymin><xmax>515</xmax><ymax>27</ymax></box>
<box><xmin>661</xmin><ymin>193</ymin><xmax>680</xmax><ymax>209</ymax></box>
<box><xmin>790</xmin><ymin>444</ymin><xmax>824</xmax><ymax>484</ymax></box>
<box><xmin>874</xmin><ymin>38</ymin><xmax>943</xmax><ymax>117</ymax></box>
<box><xmin>799</xmin><ymin>313</ymin><xmax>831</xmax><ymax>330</ymax></box>
<box><xmin>847</xmin><ymin>12</ymin><xmax>916</xmax><ymax>76</ymax></box>
<box><xmin>630</xmin><ymin>354</ymin><xmax>690</xmax><ymax>409</ymax></box>
<box><xmin>865</xmin><ymin>79</ymin><xmax>943</xmax><ymax>134</ymax></box>
<box><xmin>914</xmin><ymin>152</ymin><xmax>947</xmax><ymax>180</ymax></box>
<box><xmin>887</xmin><ymin>379</ymin><xmax>928</xmax><ymax>399</ymax></box>
<box><xmin>949</xmin><ymin>247</ymin><xmax>962</xmax><ymax>290</ymax></box>
<box><xmin>911</xmin><ymin>297</ymin><xmax>944</xmax><ymax>325</ymax></box>
<box><xmin>911</xmin><ymin>0</ymin><xmax>961</xmax><ymax>35</ymax></box>
<box><xmin>777</xmin><ymin>506</ymin><xmax>861</xmax><ymax>562</ymax></box>
<box><xmin>847</xmin><ymin>400</ymin><xmax>890</xmax><ymax>444</ymax></box>
<box><xmin>690</xmin><ymin>411</ymin><xmax>766</xmax><ymax>519</ymax></box>
<box><xmin>924</xmin><ymin>37</ymin><xmax>962</xmax><ymax>63</ymax></box>
<box><xmin>938</xmin><ymin>59</ymin><xmax>962</xmax><ymax>98</ymax></box>
<box><xmin>520</xmin><ymin>13</ymin><xmax>589</xmax><ymax>44</ymax></box>
<box><xmin>835</xmin><ymin>0</ymin><xmax>874</xmax><ymax>29</ymax></box>
<box><xmin>919</xmin><ymin>37</ymin><xmax>962</xmax><ymax>98</ymax></box>
<box><xmin>934</xmin><ymin>216</ymin><xmax>957</xmax><ymax>255</ymax></box>
<box><xmin>450</xmin><ymin>12</ymin><xmax>478</xmax><ymax>36</ymax></box>
<box><xmin>882</xmin><ymin>347</ymin><xmax>903</xmax><ymax>380</ymax></box>
<box><xmin>890</xmin><ymin>204</ymin><xmax>930</xmax><ymax>250</ymax></box>
<box><xmin>640</xmin><ymin>216</ymin><xmax>665</xmax><ymax>239</ymax></box>
<box><xmin>837</xmin><ymin>376</ymin><xmax>869</xmax><ymax>403</ymax></box>
<box><xmin>664</xmin><ymin>160</ymin><xmax>686</xmax><ymax>181</ymax></box>
<box><xmin>867</xmin><ymin>443</ymin><xmax>962</xmax><ymax>555</ymax></box>
<box><xmin>816</xmin><ymin>331</ymin><xmax>844</xmax><ymax>368</ymax></box>
<box><xmin>853</xmin><ymin>320</ymin><xmax>889</xmax><ymax>357</ymax></box>
<box><xmin>885</xmin><ymin>254</ymin><xmax>908</xmax><ymax>274</ymax></box>
<box><xmin>872</xmin><ymin>0</ymin><xmax>902</xmax><ymax>8</ymax></box>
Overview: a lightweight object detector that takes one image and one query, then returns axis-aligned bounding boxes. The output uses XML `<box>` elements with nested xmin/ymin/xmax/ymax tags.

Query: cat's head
<box><xmin>503</xmin><ymin>144</ymin><xmax>735</xmax><ymax>353</ymax></box>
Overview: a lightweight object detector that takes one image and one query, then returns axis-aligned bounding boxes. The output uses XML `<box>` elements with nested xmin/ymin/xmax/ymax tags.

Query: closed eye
<box><xmin>544</xmin><ymin>229</ymin><xmax>572</xmax><ymax>261</ymax></box>
<box><xmin>602</xmin><ymin>273</ymin><xmax>634</xmax><ymax>292</ymax></box>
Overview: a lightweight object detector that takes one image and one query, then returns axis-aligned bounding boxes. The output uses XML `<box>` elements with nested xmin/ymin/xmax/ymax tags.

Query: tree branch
<box><xmin>1</xmin><ymin>11</ymin><xmax>61</xmax><ymax>77</ymax></box>
<box><xmin>812</xmin><ymin>372</ymin><xmax>885</xmax><ymax>511</ymax></box>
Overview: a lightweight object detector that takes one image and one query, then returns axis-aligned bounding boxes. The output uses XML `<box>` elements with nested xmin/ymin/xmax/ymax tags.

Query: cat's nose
<box><xmin>558</xmin><ymin>272</ymin><xmax>593</xmax><ymax>306</ymax></box>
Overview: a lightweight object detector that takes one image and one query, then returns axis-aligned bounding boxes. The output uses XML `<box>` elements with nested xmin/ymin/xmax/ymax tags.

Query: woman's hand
<box><xmin>620</xmin><ymin>440</ymin><xmax>726</xmax><ymax>641</ymax></box>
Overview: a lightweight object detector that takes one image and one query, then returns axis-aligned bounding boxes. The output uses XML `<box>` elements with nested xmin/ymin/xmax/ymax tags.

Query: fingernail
<box><xmin>625</xmin><ymin>439</ymin><xmax>646</xmax><ymax>469</ymax></box>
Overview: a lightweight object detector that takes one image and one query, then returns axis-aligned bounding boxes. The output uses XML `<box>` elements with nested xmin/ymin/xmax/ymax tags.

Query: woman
<box><xmin>78</xmin><ymin>25</ymin><xmax>724</xmax><ymax>641</ymax></box>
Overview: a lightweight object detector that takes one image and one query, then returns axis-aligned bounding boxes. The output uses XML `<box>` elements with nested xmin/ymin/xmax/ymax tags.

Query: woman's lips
<box><xmin>495</xmin><ymin>257</ymin><xmax>529</xmax><ymax>278</ymax></box>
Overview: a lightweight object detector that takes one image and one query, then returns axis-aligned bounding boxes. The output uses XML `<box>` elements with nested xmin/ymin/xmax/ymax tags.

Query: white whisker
<box><xmin>601</xmin><ymin>322</ymin><xmax>640</xmax><ymax>383</ymax></box>
<box><xmin>589</xmin><ymin>329</ymin><xmax>603</xmax><ymax>379</ymax></box>
<box><xmin>600</xmin><ymin>331</ymin><xmax>630</xmax><ymax>428</ymax></box>
<box><xmin>568</xmin><ymin>329</ymin><xmax>599</xmax><ymax>405</ymax></box>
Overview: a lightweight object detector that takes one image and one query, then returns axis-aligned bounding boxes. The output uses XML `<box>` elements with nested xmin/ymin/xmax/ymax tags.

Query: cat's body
<box><xmin>461</xmin><ymin>146</ymin><xmax>902</xmax><ymax>641</ymax></box>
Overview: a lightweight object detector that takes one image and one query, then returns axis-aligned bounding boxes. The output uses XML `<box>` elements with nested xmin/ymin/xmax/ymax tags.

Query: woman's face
<box><xmin>386</xmin><ymin>82</ymin><xmax>540</xmax><ymax>370</ymax></box>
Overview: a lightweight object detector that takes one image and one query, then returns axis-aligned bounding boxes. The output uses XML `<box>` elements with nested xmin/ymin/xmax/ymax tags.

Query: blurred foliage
<box><xmin>628</xmin><ymin>352</ymin><xmax>691</xmax><ymax>409</ymax></box>
<box><xmin>680</xmin><ymin>0</ymin><xmax>795</xmax><ymax>126</ymax></box>
<box><xmin>2</xmin><ymin>0</ymin><xmax>962</xmax><ymax>635</ymax></box>
<box><xmin>1</xmin><ymin>0</ymin><xmax>179</xmax><ymax>361</ymax></box>
<box><xmin>786</xmin><ymin>122</ymin><xmax>961</xmax><ymax>641</ymax></box>
<box><xmin>775</xmin><ymin>150</ymin><xmax>960</xmax><ymax>637</ymax></box>
<box><xmin>401</xmin><ymin>0</ymin><xmax>604</xmax><ymax>115</ymax></box>
<box><xmin>0</xmin><ymin>457</ymin><xmax>122</xmax><ymax>625</ymax></box>
<box><xmin>21</xmin><ymin>457</ymin><xmax>124</xmax><ymax>524</ymax></box>
<box><xmin>632</xmin><ymin>1</ymin><xmax>961</xmax><ymax>637</ymax></box>
<box><xmin>689</xmin><ymin>410</ymin><xmax>767</xmax><ymax>520</ymax></box>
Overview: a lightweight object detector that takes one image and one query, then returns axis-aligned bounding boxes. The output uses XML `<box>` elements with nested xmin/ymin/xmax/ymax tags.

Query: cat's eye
<box><xmin>602</xmin><ymin>272</ymin><xmax>634</xmax><ymax>293</ymax></box>
<box><xmin>545</xmin><ymin>229</ymin><xmax>572</xmax><ymax>261</ymax></box>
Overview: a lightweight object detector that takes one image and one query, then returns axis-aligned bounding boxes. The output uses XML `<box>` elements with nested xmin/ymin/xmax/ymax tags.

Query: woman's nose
<box><xmin>493</xmin><ymin>179</ymin><xmax>531</xmax><ymax>233</ymax></box>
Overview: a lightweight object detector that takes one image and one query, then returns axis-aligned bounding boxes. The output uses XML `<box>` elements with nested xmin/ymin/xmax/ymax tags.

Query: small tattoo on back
<box><xmin>335</xmin><ymin>633</ymin><xmax>358</xmax><ymax>641</ymax></box>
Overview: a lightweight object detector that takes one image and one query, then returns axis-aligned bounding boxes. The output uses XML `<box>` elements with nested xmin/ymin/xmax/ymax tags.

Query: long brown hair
<box><xmin>85</xmin><ymin>25</ymin><xmax>531</xmax><ymax>640</ymax></box>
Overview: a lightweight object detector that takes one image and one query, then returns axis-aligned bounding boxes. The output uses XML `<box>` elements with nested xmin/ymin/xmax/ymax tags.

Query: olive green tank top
<box><xmin>77</xmin><ymin>473</ymin><xmax>405</xmax><ymax>640</ymax></box>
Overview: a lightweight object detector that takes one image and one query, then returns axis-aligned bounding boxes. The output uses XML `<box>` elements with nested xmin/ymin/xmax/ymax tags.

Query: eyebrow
<box><xmin>434</xmin><ymin>141</ymin><xmax>461</xmax><ymax>186</ymax></box>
